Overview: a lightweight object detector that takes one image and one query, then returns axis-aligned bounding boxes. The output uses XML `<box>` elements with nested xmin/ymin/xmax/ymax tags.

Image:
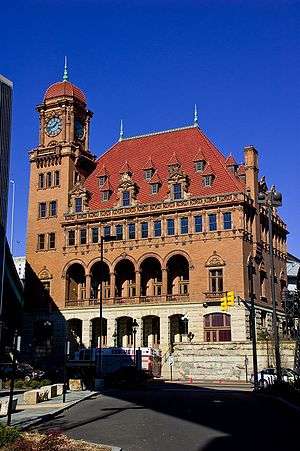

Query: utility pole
<box><xmin>258</xmin><ymin>185</ymin><xmax>283</xmax><ymax>383</ymax></box>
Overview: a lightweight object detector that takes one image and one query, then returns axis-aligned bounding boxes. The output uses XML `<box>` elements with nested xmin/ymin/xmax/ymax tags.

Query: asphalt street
<box><xmin>37</xmin><ymin>382</ymin><xmax>300</xmax><ymax>451</ymax></box>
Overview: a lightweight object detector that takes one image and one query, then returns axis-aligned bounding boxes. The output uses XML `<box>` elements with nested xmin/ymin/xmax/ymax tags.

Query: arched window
<box><xmin>204</xmin><ymin>313</ymin><xmax>231</xmax><ymax>342</ymax></box>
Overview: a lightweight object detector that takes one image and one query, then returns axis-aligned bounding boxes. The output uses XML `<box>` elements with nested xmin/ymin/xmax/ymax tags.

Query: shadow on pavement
<box><xmin>36</xmin><ymin>381</ymin><xmax>300</xmax><ymax>451</ymax></box>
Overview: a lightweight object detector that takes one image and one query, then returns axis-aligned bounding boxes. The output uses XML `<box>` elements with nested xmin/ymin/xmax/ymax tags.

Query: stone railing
<box><xmin>65</xmin><ymin>294</ymin><xmax>191</xmax><ymax>308</ymax></box>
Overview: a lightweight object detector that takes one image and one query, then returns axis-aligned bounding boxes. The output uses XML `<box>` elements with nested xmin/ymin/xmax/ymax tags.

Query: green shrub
<box><xmin>39</xmin><ymin>379</ymin><xmax>52</xmax><ymax>387</ymax></box>
<box><xmin>0</xmin><ymin>424</ymin><xmax>21</xmax><ymax>447</ymax></box>
<box><xmin>28</xmin><ymin>380</ymin><xmax>40</xmax><ymax>389</ymax></box>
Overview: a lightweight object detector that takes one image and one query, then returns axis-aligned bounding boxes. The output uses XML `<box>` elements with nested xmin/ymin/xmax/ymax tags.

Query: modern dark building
<box><xmin>0</xmin><ymin>74</ymin><xmax>23</xmax><ymax>357</ymax></box>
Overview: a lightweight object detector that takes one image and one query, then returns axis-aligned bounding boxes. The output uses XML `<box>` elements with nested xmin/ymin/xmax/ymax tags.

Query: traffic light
<box><xmin>227</xmin><ymin>291</ymin><xmax>235</xmax><ymax>306</ymax></box>
<box><xmin>220</xmin><ymin>295</ymin><xmax>228</xmax><ymax>311</ymax></box>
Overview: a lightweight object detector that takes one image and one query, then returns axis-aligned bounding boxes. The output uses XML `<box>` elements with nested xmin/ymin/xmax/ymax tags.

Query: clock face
<box><xmin>46</xmin><ymin>116</ymin><xmax>62</xmax><ymax>137</ymax></box>
<box><xmin>75</xmin><ymin>119</ymin><xmax>84</xmax><ymax>140</ymax></box>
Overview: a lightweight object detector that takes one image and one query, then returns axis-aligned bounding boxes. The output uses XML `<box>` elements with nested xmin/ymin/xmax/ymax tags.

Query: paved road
<box><xmin>37</xmin><ymin>382</ymin><xmax>300</xmax><ymax>451</ymax></box>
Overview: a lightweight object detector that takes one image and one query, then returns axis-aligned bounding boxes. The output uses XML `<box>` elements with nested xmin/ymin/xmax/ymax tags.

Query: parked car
<box><xmin>0</xmin><ymin>362</ymin><xmax>45</xmax><ymax>381</ymax></box>
<box><xmin>250</xmin><ymin>367</ymin><xmax>300</xmax><ymax>387</ymax></box>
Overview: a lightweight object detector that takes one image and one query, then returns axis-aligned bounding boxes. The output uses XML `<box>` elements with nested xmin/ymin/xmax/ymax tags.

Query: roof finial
<box><xmin>63</xmin><ymin>56</ymin><xmax>69</xmax><ymax>81</ymax></box>
<box><xmin>119</xmin><ymin>119</ymin><xmax>124</xmax><ymax>141</ymax></box>
<box><xmin>194</xmin><ymin>104</ymin><xmax>198</xmax><ymax>127</ymax></box>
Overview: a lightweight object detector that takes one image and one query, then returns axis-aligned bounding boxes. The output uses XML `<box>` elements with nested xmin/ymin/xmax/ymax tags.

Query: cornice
<box><xmin>62</xmin><ymin>191</ymin><xmax>248</xmax><ymax>224</ymax></box>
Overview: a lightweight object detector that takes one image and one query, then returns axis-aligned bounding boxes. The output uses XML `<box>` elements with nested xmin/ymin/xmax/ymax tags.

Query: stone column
<box><xmin>82</xmin><ymin>318</ymin><xmax>92</xmax><ymax>348</ymax></box>
<box><xmin>135</xmin><ymin>316</ymin><xmax>143</xmax><ymax>348</ymax></box>
<box><xmin>135</xmin><ymin>270</ymin><xmax>141</xmax><ymax>297</ymax></box>
<box><xmin>85</xmin><ymin>274</ymin><xmax>91</xmax><ymax>300</ymax></box>
<box><xmin>110</xmin><ymin>272</ymin><xmax>116</xmax><ymax>300</ymax></box>
<box><xmin>162</xmin><ymin>268</ymin><xmax>168</xmax><ymax>296</ymax></box>
<box><xmin>106</xmin><ymin>315</ymin><xmax>116</xmax><ymax>347</ymax></box>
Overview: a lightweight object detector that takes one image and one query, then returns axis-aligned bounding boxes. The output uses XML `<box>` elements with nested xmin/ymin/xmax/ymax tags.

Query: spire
<box><xmin>119</xmin><ymin>119</ymin><xmax>124</xmax><ymax>141</ymax></box>
<box><xmin>63</xmin><ymin>56</ymin><xmax>69</xmax><ymax>82</ymax></box>
<box><xmin>193</xmin><ymin>104</ymin><xmax>198</xmax><ymax>127</ymax></box>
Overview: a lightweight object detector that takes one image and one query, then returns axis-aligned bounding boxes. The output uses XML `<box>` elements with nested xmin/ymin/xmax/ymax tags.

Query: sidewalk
<box><xmin>0</xmin><ymin>390</ymin><xmax>97</xmax><ymax>429</ymax></box>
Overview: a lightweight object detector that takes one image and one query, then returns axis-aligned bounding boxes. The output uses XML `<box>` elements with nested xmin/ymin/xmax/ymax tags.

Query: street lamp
<box><xmin>95</xmin><ymin>234</ymin><xmax>116</xmax><ymax>390</ymax></box>
<box><xmin>9</xmin><ymin>180</ymin><xmax>15</xmax><ymax>255</ymax></box>
<box><xmin>132</xmin><ymin>319</ymin><xmax>139</xmax><ymax>365</ymax></box>
<box><xmin>112</xmin><ymin>330</ymin><xmax>117</xmax><ymax>347</ymax></box>
<box><xmin>258</xmin><ymin>184</ymin><xmax>283</xmax><ymax>383</ymax></box>
<box><xmin>63</xmin><ymin>340</ymin><xmax>70</xmax><ymax>403</ymax></box>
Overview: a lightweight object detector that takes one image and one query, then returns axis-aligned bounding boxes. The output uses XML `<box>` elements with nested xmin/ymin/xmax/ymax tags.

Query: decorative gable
<box><xmin>201</xmin><ymin>163</ymin><xmax>215</xmax><ymax>187</ymax></box>
<box><xmin>225</xmin><ymin>154</ymin><xmax>238</xmax><ymax>173</ymax></box>
<box><xmin>69</xmin><ymin>182</ymin><xmax>90</xmax><ymax>213</ymax></box>
<box><xmin>205</xmin><ymin>252</ymin><xmax>226</xmax><ymax>267</ymax></box>
<box><xmin>117</xmin><ymin>169</ymin><xmax>139</xmax><ymax>207</ymax></box>
<box><xmin>167</xmin><ymin>152</ymin><xmax>181</xmax><ymax>175</ymax></box>
<box><xmin>193</xmin><ymin>147</ymin><xmax>206</xmax><ymax>172</ymax></box>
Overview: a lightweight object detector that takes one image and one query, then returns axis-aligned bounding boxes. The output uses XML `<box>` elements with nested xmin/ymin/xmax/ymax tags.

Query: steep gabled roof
<box><xmin>142</xmin><ymin>156</ymin><xmax>155</xmax><ymax>170</ymax></box>
<box><xmin>85</xmin><ymin>125</ymin><xmax>244</xmax><ymax>210</ymax></box>
<box><xmin>119</xmin><ymin>160</ymin><xmax>133</xmax><ymax>174</ymax></box>
<box><xmin>225</xmin><ymin>154</ymin><xmax>237</xmax><ymax>166</ymax></box>
<box><xmin>149</xmin><ymin>170</ymin><xmax>162</xmax><ymax>184</ymax></box>
<box><xmin>193</xmin><ymin>147</ymin><xmax>206</xmax><ymax>162</ymax></box>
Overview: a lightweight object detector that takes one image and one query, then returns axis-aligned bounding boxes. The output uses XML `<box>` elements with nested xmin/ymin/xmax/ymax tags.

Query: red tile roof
<box><xmin>225</xmin><ymin>154</ymin><xmax>237</xmax><ymax>166</ymax></box>
<box><xmin>193</xmin><ymin>147</ymin><xmax>206</xmax><ymax>162</ymax></box>
<box><xmin>85</xmin><ymin>125</ymin><xmax>245</xmax><ymax>210</ymax></box>
<box><xmin>44</xmin><ymin>81</ymin><xmax>86</xmax><ymax>104</ymax></box>
<box><xmin>119</xmin><ymin>160</ymin><xmax>132</xmax><ymax>174</ymax></box>
<box><xmin>149</xmin><ymin>170</ymin><xmax>162</xmax><ymax>184</ymax></box>
<box><xmin>167</xmin><ymin>152</ymin><xmax>181</xmax><ymax>166</ymax></box>
<box><xmin>142</xmin><ymin>156</ymin><xmax>155</xmax><ymax>170</ymax></box>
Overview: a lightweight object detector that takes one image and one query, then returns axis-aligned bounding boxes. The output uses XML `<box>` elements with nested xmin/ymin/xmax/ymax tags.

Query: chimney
<box><xmin>244</xmin><ymin>145</ymin><xmax>259</xmax><ymax>205</ymax></box>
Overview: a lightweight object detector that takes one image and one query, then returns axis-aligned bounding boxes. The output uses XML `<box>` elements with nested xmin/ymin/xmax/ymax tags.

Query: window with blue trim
<box><xmin>103</xmin><ymin>225</ymin><xmax>111</xmax><ymax>237</ymax></box>
<box><xmin>167</xmin><ymin>218</ymin><xmax>175</xmax><ymax>236</ymax></box>
<box><xmin>223</xmin><ymin>212</ymin><xmax>232</xmax><ymax>230</ymax></box>
<box><xmin>209</xmin><ymin>214</ymin><xmax>217</xmax><ymax>231</ymax></box>
<box><xmin>151</xmin><ymin>183</ymin><xmax>159</xmax><ymax>194</ymax></box>
<box><xmin>141</xmin><ymin>222</ymin><xmax>148</xmax><ymax>238</ymax></box>
<box><xmin>180</xmin><ymin>217</ymin><xmax>189</xmax><ymax>234</ymax></box>
<box><xmin>173</xmin><ymin>183</ymin><xmax>182</xmax><ymax>200</ymax></box>
<box><xmin>128</xmin><ymin>223</ymin><xmax>136</xmax><ymax>239</ymax></box>
<box><xmin>116</xmin><ymin>224</ymin><xmax>123</xmax><ymax>240</ymax></box>
<box><xmin>154</xmin><ymin>220</ymin><xmax>161</xmax><ymax>237</ymax></box>
<box><xmin>122</xmin><ymin>191</ymin><xmax>130</xmax><ymax>207</ymax></box>
<box><xmin>194</xmin><ymin>215</ymin><xmax>203</xmax><ymax>233</ymax></box>
<box><xmin>75</xmin><ymin>197</ymin><xmax>83</xmax><ymax>213</ymax></box>
<box><xmin>91</xmin><ymin>227</ymin><xmax>99</xmax><ymax>243</ymax></box>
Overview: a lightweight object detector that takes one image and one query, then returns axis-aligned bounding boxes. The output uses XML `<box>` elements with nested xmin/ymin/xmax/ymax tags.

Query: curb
<box><xmin>18</xmin><ymin>391</ymin><xmax>99</xmax><ymax>431</ymax></box>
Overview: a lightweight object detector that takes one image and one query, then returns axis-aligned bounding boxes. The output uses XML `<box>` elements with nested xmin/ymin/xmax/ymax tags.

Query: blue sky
<box><xmin>1</xmin><ymin>0</ymin><xmax>300</xmax><ymax>256</ymax></box>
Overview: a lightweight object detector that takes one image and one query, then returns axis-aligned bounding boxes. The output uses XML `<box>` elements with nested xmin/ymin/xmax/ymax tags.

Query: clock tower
<box><xmin>26</xmin><ymin>64</ymin><xmax>95</xmax><ymax>314</ymax></box>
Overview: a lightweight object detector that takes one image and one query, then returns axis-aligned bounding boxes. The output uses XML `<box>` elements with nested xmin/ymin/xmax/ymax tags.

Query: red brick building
<box><xmin>25</xmin><ymin>72</ymin><xmax>288</xmax><ymax>367</ymax></box>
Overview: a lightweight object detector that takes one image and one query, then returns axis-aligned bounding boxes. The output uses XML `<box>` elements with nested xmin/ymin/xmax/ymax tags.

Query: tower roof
<box><xmin>44</xmin><ymin>80</ymin><xmax>86</xmax><ymax>104</ymax></box>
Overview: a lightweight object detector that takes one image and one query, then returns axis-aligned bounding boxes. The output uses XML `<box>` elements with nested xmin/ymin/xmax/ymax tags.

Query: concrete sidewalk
<box><xmin>0</xmin><ymin>390</ymin><xmax>98</xmax><ymax>429</ymax></box>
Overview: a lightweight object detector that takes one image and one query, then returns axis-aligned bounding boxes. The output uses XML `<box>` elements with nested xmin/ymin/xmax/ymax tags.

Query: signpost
<box><xmin>168</xmin><ymin>355</ymin><xmax>174</xmax><ymax>381</ymax></box>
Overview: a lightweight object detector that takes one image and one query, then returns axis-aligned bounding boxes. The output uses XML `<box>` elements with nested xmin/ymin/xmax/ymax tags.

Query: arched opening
<box><xmin>66</xmin><ymin>263</ymin><xmax>86</xmax><ymax>302</ymax></box>
<box><xmin>90</xmin><ymin>261</ymin><xmax>111</xmax><ymax>300</ymax></box>
<box><xmin>140</xmin><ymin>257</ymin><xmax>162</xmax><ymax>297</ymax></box>
<box><xmin>167</xmin><ymin>255</ymin><xmax>189</xmax><ymax>297</ymax></box>
<box><xmin>90</xmin><ymin>317</ymin><xmax>107</xmax><ymax>347</ymax></box>
<box><xmin>169</xmin><ymin>314</ymin><xmax>188</xmax><ymax>349</ymax></box>
<box><xmin>115</xmin><ymin>259</ymin><xmax>136</xmax><ymax>299</ymax></box>
<box><xmin>204</xmin><ymin>313</ymin><xmax>231</xmax><ymax>342</ymax></box>
<box><xmin>142</xmin><ymin>315</ymin><xmax>160</xmax><ymax>347</ymax></box>
<box><xmin>116</xmin><ymin>316</ymin><xmax>134</xmax><ymax>347</ymax></box>
<box><xmin>67</xmin><ymin>318</ymin><xmax>83</xmax><ymax>355</ymax></box>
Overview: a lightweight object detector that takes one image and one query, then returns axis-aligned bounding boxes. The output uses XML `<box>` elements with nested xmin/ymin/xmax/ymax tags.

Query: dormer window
<box><xmin>173</xmin><ymin>183</ymin><xmax>182</xmax><ymax>200</ymax></box>
<box><xmin>195</xmin><ymin>160</ymin><xmax>205</xmax><ymax>172</ymax></box>
<box><xmin>168</xmin><ymin>164</ymin><xmax>179</xmax><ymax>175</ymax></box>
<box><xmin>144</xmin><ymin>169</ymin><xmax>154</xmax><ymax>181</ymax></box>
<box><xmin>75</xmin><ymin>197</ymin><xmax>83</xmax><ymax>213</ymax></box>
<box><xmin>151</xmin><ymin>183</ymin><xmax>159</xmax><ymax>194</ymax></box>
<box><xmin>122</xmin><ymin>191</ymin><xmax>131</xmax><ymax>207</ymax></box>
<box><xmin>203</xmin><ymin>175</ymin><xmax>213</xmax><ymax>187</ymax></box>
<box><xmin>102</xmin><ymin>191</ymin><xmax>110</xmax><ymax>202</ymax></box>
<box><xmin>99</xmin><ymin>176</ymin><xmax>107</xmax><ymax>187</ymax></box>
